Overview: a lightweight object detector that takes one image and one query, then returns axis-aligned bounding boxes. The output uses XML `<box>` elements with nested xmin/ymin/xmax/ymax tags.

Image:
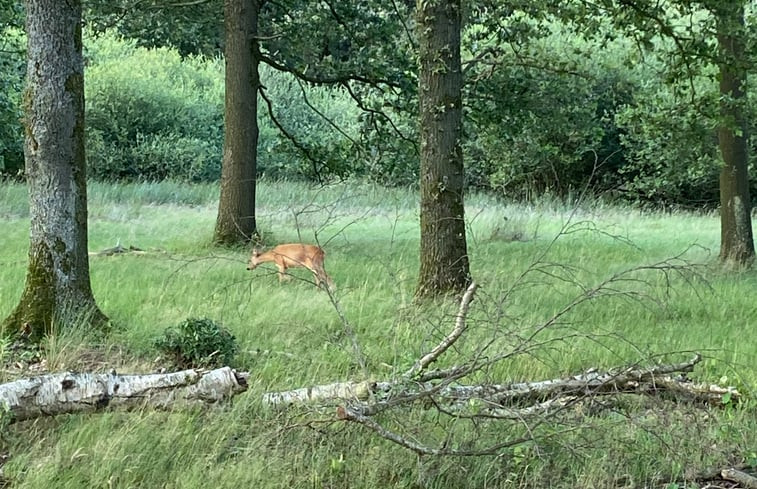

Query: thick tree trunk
<box><xmin>2</xmin><ymin>0</ymin><xmax>106</xmax><ymax>339</ymax></box>
<box><xmin>214</xmin><ymin>0</ymin><xmax>260</xmax><ymax>245</ymax></box>
<box><xmin>415</xmin><ymin>0</ymin><xmax>471</xmax><ymax>298</ymax></box>
<box><xmin>715</xmin><ymin>2</ymin><xmax>754</xmax><ymax>267</ymax></box>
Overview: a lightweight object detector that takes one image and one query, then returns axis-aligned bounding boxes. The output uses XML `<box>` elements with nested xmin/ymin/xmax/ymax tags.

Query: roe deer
<box><xmin>247</xmin><ymin>243</ymin><xmax>334</xmax><ymax>289</ymax></box>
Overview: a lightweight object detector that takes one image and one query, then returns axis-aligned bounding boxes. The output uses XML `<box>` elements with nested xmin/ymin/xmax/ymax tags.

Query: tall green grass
<box><xmin>0</xmin><ymin>180</ymin><xmax>754</xmax><ymax>488</ymax></box>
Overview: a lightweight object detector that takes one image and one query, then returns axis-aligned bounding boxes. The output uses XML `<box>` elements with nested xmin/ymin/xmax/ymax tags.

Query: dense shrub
<box><xmin>615</xmin><ymin>69</ymin><xmax>757</xmax><ymax>207</ymax></box>
<box><xmin>463</xmin><ymin>32</ymin><xmax>638</xmax><ymax>198</ymax></box>
<box><xmin>155</xmin><ymin>317</ymin><xmax>238</xmax><ymax>369</ymax></box>
<box><xmin>0</xmin><ymin>27</ymin><xmax>25</xmax><ymax>177</ymax></box>
<box><xmin>615</xmin><ymin>77</ymin><xmax>722</xmax><ymax>206</ymax></box>
<box><xmin>87</xmin><ymin>130</ymin><xmax>221</xmax><ymax>182</ymax></box>
<box><xmin>85</xmin><ymin>32</ymin><xmax>224</xmax><ymax>181</ymax></box>
<box><xmin>256</xmin><ymin>67</ymin><xmax>362</xmax><ymax>181</ymax></box>
<box><xmin>459</xmin><ymin>23</ymin><xmax>757</xmax><ymax>208</ymax></box>
<box><xmin>84</xmin><ymin>32</ymin><xmax>363</xmax><ymax>183</ymax></box>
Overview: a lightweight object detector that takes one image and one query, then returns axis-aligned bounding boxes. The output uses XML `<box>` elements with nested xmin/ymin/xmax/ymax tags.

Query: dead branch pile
<box><xmin>262</xmin><ymin>282</ymin><xmax>741</xmax><ymax>457</ymax></box>
<box><xmin>264</xmin><ymin>283</ymin><xmax>738</xmax><ymax>411</ymax></box>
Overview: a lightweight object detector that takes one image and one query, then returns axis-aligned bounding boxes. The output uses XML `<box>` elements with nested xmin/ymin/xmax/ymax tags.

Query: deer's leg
<box><xmin>311</xmin><ymin>269</ymin><xmax>322</xmax><ymax>287</ymax></box>
<box><xmin>317</xmin><ymin>265</ymin><xmax>334</xmax><ymax>290</ymax></box>
<box><xmin>323</xmin><ymin>272</ymin><xmax>334</xmax><ymax>290</ymax></box>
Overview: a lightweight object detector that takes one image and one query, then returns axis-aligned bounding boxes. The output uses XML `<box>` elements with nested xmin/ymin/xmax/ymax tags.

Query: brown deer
<box><xmin>247</xmin><ymin>243</ymin><xmax>334</xmax><ymax>289</ymax></box>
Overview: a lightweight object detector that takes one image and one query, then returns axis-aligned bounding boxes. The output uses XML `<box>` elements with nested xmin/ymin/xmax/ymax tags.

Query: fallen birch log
<box><xmin>262</xmin><ymin>354</ymin><xmax>740</xmax><ymax>412</ymax></box>
<box><xmin>721</xmin><ymin>468</ymin><xmax>757</xmax><ymax>489</ymax></box>
<box><xmin>0</xmin><ymin>367</ymin><xmax>248</xmax><ymax>423</ymax></box>
<box><xmin>262</xmin><ymin>380</ymin><xmax>373</xmax><ymax>407</ymax></box>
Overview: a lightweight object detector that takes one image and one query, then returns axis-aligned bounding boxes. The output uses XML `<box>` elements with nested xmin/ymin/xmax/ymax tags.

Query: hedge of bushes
<box><xmin>1</xmin><ymin>26</ymin><xmax>756</xmax><ymax>208</ymax></box>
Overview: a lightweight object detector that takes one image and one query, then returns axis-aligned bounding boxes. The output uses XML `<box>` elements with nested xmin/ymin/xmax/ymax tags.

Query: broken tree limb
<box><xmin>0</xmin><ymin>367</ymin><xmax>248</xmax><ymax>423</ymax></box>
<box><xmin>721</xmin><ymin>468</ymin><xmax>757</xmax><ymax>489</ymax></box>
<box><xmin>262</xmin><ymin>354</ymin><xmax>740</xmax><ymax>413</ymax></box>
<box><xmin>636</xmin><ymin>377</ymin><xmax>742</xmax><ymax>405</ymax></box>
<box><xmin>436</xmin><ymin>354</ymin><xmax>712</xmax><ymax>406</ymax></box>
<box><xmin>404</xmin><ymin>281</ymin><xmax>477</xmax><ymax>379</ymax></box>
<box><xmin>89</xmin><ymin>243</ymin><xmax>146</xmax><ymax>256</ymax></box>
<box><xmin>262</xmin><ymin>380</ymin><xmax>373</xmax><ymax>407</ymax></box>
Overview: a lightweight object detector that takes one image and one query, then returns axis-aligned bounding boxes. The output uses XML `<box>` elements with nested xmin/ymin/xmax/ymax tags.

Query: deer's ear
<box><xmin>252</xmin><ymin>249</ymin><xmax>260</xmax><ymax>256</ymax></box>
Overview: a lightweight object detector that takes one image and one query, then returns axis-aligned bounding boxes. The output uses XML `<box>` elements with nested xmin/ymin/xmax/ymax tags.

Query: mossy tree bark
<box><xmin>2</xmin><ymin>0</ymin><xmax>107</xmax><ymax>339</ymax></box>
<box><xmin>415</xmin><ymin>0</ymin><xmax>471</xmax><ymax>299</ymax></box>
<box><xmin>713</xmin><ymin>1</ymin><xmax>754</xmax><ymax>267</ymax></box>
<box><xmin>214</xmin><ymin>0</ymin><xmax>260</xmax><ymax>246</ymax></box>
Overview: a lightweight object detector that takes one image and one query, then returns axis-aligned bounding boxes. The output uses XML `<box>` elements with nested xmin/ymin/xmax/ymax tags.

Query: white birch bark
<box><xmin>263</xmin><ymin>380</ymin><xmax>372</xmax><ymax>408</ymax></box>
<box><xmin>0</xmin><ymin>368</ymin><xmax>247</xmax><ymax>423</ymax></box>
<box><xmin>262</xmin><ymin>354</ymin><xmax>740</xmax><ymax>411</ymax></box>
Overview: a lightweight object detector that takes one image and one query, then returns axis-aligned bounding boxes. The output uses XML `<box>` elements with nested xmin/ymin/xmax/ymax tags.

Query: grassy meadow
<box><xmin>0</xmin><ymin>180</ymin><xmax>755</xmax><ymax>488</ymax></box>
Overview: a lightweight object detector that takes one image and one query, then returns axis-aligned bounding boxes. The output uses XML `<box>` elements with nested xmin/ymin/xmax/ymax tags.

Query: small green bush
<box><xmin>155</xmin><ymin>317</ymin><xmax>238</xmax><ymax>369</ymax></box>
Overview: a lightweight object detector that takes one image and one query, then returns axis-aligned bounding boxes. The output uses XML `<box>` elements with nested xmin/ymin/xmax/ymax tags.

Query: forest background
<box><xmin>1</xmin><ymin>1</ymin><xmax>756</xmax><ymax>207</ymax></box>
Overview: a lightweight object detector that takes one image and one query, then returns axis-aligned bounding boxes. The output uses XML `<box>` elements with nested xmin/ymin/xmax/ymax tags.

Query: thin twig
<box><xmin>336</xmin><ymin>405</ymin><xmax>534</xmax><ymax>456</ymax></box>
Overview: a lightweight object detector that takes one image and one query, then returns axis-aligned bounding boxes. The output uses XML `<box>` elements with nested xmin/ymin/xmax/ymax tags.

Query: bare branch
<box><xmin>336</xmin><ymin>405</ymin><xmax>534</xmax><ymax>456</ymax></box>
<box><xmin>340</xmin><ymin>80</ymin><xmax>417</xmax><ymax>149</ymax></box>
<box><xmin>322</xmin><ymin>283</ymin><xmax>369</xmax><ymax>376</ymax></box>
<box><xmin>258</xmin><ymin>84</ymin><xmax>325</xmax><ymax>183</ymax></box>
<box><xmin>294</xmin><ymin>77</ymin><xmax>358</xmax><ymax>147</ymax></box>
<box><xmin>389</xmin><ymin>0</ymin><xmax>416</xmax><ymax>50</ymax></box>
<box><xmin>259</xmin><ymin>53</ymin><xmax>400</xmax><ymax>89</ymax></box>
<box><xmin>405</xmin><ymin>282</ymin><xmax>478</xmax><ymax>378</ymax></box>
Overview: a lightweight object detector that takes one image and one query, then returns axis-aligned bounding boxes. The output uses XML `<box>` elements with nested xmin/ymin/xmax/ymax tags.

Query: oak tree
<box><xmin>214</xmin><ymin>0</ymin><xmax>261</xmax><ymax>245</ymax></box>
<box><xmin>560</xmin><ymin>0</ymin><xmax>754</xmax><ymax>267</ymax></box>
<box><xmin>711</xmin><ymin>0</ymin><xmax>754</xmax><ymax>267</ymax></box>
<box><xmin>3</xmin><ymin>0</ymin><xmax>107</xmax><ymax>338</ymax></box>
<box><xmin>415</xmin><ymin>0</ymin><xmax>471</xmax><ymax>298</ymax></box>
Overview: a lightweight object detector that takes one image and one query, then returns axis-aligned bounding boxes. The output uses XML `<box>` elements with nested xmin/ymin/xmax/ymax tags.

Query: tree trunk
<box><xmin>214</xmin><ymin>0</ymin><xmax>260</xmax><ymax>245</ymax></box>
<box><xmin>715</xmin><ymin>1</ymin><xmax>754</xmax><ymax>267</ymax></box>
<box><xmin>2</xmin><ymin>0</ymin><xmax>106</xmax><ymax>339</ymax></box>
<box><xmin>415</xmin><ymin>0</ymin><xmax>471</xmax><ymax>298</ymax></box>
